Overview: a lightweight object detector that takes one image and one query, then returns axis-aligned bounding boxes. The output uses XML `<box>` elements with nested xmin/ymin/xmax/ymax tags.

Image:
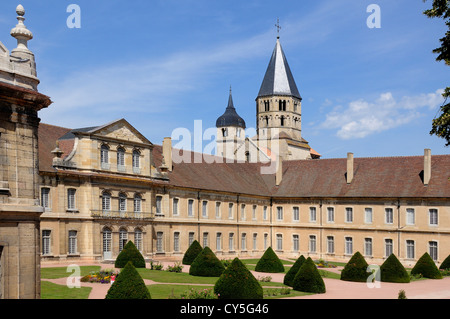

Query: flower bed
<box><xmin>80</xmin><ymin>269</ymin><xmax>119</xmax><ymax>284</ymax></box>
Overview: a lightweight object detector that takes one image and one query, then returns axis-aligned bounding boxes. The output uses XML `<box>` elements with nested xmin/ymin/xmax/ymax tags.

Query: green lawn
<box><xmin>41</xmin><ymin>266</ymin><xmax>101</xmax><ymax>279</ymax></box>
<box><xmin>41</xmin><ymin>281</ymin><xmax>92</xmax><ymax>299</ymax></box>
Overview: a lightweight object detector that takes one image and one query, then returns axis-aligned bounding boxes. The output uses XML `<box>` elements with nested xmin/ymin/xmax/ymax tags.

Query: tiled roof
<box><xmin>38</xmin><ymin>123</ymin><xmax>72</xmax><ymax>172</ymax></box>
<box><xmin>38</xmin><ymin>123</ymin><xmax>450</xmax><ymax>198</ymax></box>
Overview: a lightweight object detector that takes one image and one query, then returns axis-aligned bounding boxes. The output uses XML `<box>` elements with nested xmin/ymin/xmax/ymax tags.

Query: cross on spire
<box><xmin>275</xmin><ymin>18</ymin><xmax>281</xmax><ymax>38</ymax></box>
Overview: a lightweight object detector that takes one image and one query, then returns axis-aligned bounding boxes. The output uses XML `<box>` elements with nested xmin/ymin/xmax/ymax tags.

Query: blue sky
<box><xmin>0</xmin><ymin>0</ymin><xmax>448</xmax><ymax>158</ymax></box>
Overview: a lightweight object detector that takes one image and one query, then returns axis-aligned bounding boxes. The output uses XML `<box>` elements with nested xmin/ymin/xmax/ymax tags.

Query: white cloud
<box><xmin>321</xmin><ymin>89</ymin><xmax>444</xmax><ymax>139</ymax></box>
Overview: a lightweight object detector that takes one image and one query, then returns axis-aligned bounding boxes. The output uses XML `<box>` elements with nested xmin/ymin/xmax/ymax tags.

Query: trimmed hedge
<box><xmin>254</xmin><ymin>247</ymin><xmax>285</xmax><ymax>273</ymax></box>
<box><xmin>182</xmin><ymin>240</ymin><xmax>203</xmax><ymax>265</ymax></box>
<box><xmin>380</xmin><ymin>254</ymin><xmax>410</xmax><ymax>283</ymax></box>
<box><xmin>114</xmin><ymin>241</ymin><xmax>146</xmax><ymax>268</ymax></box>
<box><xmin>283</xmin><ymin>255</ymin><xmax>306</xmax><ymax>287</ymax></box>
<box><xmin>439</xmin><ymin>254</ymin><xmax>450</xmax><ymax>270</ymax></box>
<box><xmin>292</xmin><ymin>257</ymin><xmax>326</xmax><ymax>293</ymax></box>
<box><xmin>105</xmin><ymin>261</ymin><xmax>151</xmax><ymax>299</ymax></box>
<box><xmin>411</xmin><ymin>252</ymin><xmax>443</xmax><ymax>279</ymax></box>
<box><xmin>340</xmin><ymin>251</ymin><xmax>370</xmax><ymax>282</ymax></box>
<box><xmin>214</xmin><ymin>257</ymin><xmax>263</xmax><ymax>299</ymax></box>
<box><xmin>189</xmin><ymin>246</ymin><xmax>225</xmax><ymax>277</ymax></box>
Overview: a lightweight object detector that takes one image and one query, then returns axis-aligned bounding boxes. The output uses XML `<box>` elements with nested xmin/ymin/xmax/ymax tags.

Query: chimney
<box><xmin>424</xmin><ymin>148</ymin><xmax>431</xmax><ymax>186</ymax></box>
<box><xmin>162</xmin><ymin>137</ymin><xmax>172</xmax><ymax>172</ymax></box>
<box><xmin>346</xmin><ymin>152</ymin><xmax>354</xmax><ymax>184</ymax></box>
<box><xmin>276</xmin><ymin>156</ymin><xmax>283</xmax><ymax>186</ymax></box>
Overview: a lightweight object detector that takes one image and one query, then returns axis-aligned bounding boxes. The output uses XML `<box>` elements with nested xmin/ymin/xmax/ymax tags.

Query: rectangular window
<box><xmin>253</xmin><ymin>233</ymin><xmax>257</xmax><ymax>250</ymax></box>
<box><xmin>156</xmin><ymin>232</ymin><xmax>164</xmax><ymax>253</ymax></box>
<box><xmin>252</xmin><ymin>205</ymin><xmax>257</xmax><ymax>220</ymax></box>
<box><xmin>156</xmin><ymin>196</ymin><xmax>162</xmax><ymax>215</ymax></box>
<box><xmin>429</xmin><ymin>209</ymin><xmax>438</xmax><ymax>225</ymax></box>
<box><xmin>429</xmin><ymin>241</ymin><xmax>438</xmax><ymax>261</ymax></box>
<box><xmin>276</xmin><ymin>234</ymin><xmax>283</xmax><ymax>251</ymax></box>
<box><xmin>327</xmin><ymin>236</ymin><xmax>335</xmax><ymax>254</ymax></box>
<box><xmin>188</xmin><ymin>232</ymin><xmax>194</xmax><ymax>246</ymax></box>
<box><xmin>293</xmin><ymin>235</ymin><xmax>299</xmax><ymax>252</ymax></box>
<box><xmin>327</xmin><ymin>207</ymin><xmax>334</xmax><ymax>223</ymax></box>
<box><xmin>41</xmin><ymin>187</ymin><xmax>50</xmax><ymax>210</ymax></box>
<box><xmin>68</xmin><ymin>230</ymin><xmax>77</xmax><ymax>254</ymax></box>
<box><xmin>406</xmin><ymin>240</ymin><xmax>415</xmax><ymax>259</ymax></box>
<box><xmin>310</xmin><ymin>207</ymin><xmax>316</xmax><ymax>222</ymax></box>
<box><xmin>173</xmin><ymin>198</ymin><xmax>179</xmax><ymax>216</ymax></box>
<box><xmin>263</xmin><ymin>206</ymin><xmax>268</xmax><ymax>220</ymax></box>
<box><xmin>241</xmin><ymin>233</ymin><xmax>247</xmax><ymax>251</ymax></box>
<box><xmin>385</xmin><ymin>208</ymin><xmax>393</xmax><ymax>224</ymax></box>
<box><xmin>188</xmin><ymin>199</ymin><xmax>194</xmax><ymax>217</ymax></box>
<box><xmin>241</xmin><ymin>204</ymin><xmax>246</xmax><ymax>220</ymax></box>
<box><xmin>42</xmin><ymin>230</ymin><xmax>51</xmax><ymax>255</ymax></box>
<box><xmin>229</xmin><ymin>233</ymin><xmax>234</xmax><ymax>251</ymax></box>
<box><xmin>309</xmin><ymin>235</ymin><xmax>316</xmax><ymax>253</ymax></box>
<box><xmin>202</xmin><ymin>201</ymin><xmax>208</xmax><ymax>218</ymax></box>
<box><xmin>365</xmin><ymin>208</ymin><xmax>373</xmax><ymax>224</ymax></box>
<box><xmin>174</xmin><ymin>232</ymin><xmax>180</xmax><ymax>252</ymax></box>
<box><xmin>277</xmin><ymin>207</ymin><xmax>283</xmax><ymax>220</ymax></box>
<box><xmin>345</xmin><ymin>237</ymin><xmax>353</xmax><ymax>255</ymax></box>
<box><xmin>216</xmin><ymin>233</ymin><xmax>222</xmax><ymax>251</ymax></box>
<box><xmin>264</xmin><ymin>233</ymin><xmax>268</xmax><ymax>250</ymax></box>
<box><xmin>293</xmin><ymin>207</ymin><xmax>299</xmax><ymax>221</ymax></box>
<box><xmin>365</xmin><ymin>238</ymin><xmax>373</xmax><ymax>256</ymax></box>
<box><xmin>216</xmin><ymin>202</ymin><xmax>221</xmax><ymax>218</ymax></box>
<box><xmin>203</xmin><ymin>232</ymin><xmax>208</xmax><ymax>248</ymax></box>
<box><xmin>406</xmin><ymin>208</ymin><xmax>415</xmax><ymax>225</ymax></box>
<box><xmin>385</xmin><ymin>239</ymin><xmax>393</xmax><ymax>257</ymax></box>
<box><xmin>228</xmin><ymin>203</ymin><xmax>233</xmax><ymax>219</ymax></box>
<box><xmin>134</xmin><ymin>230</ymin><xmax>142</xmax><ymax>251</ymax></box>
<box><xmin>345</xmin><ymin>207</ymin><xmax>353</xmax><ymax>223</ymax></box>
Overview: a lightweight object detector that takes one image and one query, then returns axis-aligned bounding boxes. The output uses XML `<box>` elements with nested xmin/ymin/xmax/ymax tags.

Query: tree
<box><xmin>423</xmin><ymin>0</ymin><xmax>450</xmax><ymax>146</ymax></box>
<box><xmin>439</xmin><ymin>254</ymin><xmax>450</xmax><ymax>269</ymax></box>
<box><xmin>254</xmin><ymin>247</ymin><xmax>285</xmax><ymax>273</ymax></box>
<box><xmin>189</xmin><ymin>246</ymin><xmax>225</xmax><ymax>277</ymax></box>
<box><xmin>214</xmin><ymin>257</ymin><xmax>263</xmax><ymax>299</ymax></box>
<box><xmin>380</xmin><ymin>254</ymin><xmax>410</xmax><ymax>283</ymax></box>
<box><xmin>105</xmin><ymin>261</ymin><xmax>151</xmax><ymax>299</ymax></box>
<box><xmin>340</xmin><ymin>251</ymin><xmax>371</xmax><ymax>282</ymax></box>
<box><xmin>283</xmin><ymin>255</ymin><xmax>306</xmax><ymax>287</ymax></box>
<box><xmin>411</xmin><ymin>252</ymin><xmax>443</xmax><ymax>279</ymax></box>
<box><xmin>114</xmin><ymin>241</ymin><xmax>146</xmax><ymax>268</ymax></box>
<box><xmin>182</xmin><ymin>240</ymin><xmax>203</xmax><ymax>265</ymax></box>
<box><xmin>292</xmin><ymin>257</ymin><xmax>326</xmax><ymax>294</ymax></box>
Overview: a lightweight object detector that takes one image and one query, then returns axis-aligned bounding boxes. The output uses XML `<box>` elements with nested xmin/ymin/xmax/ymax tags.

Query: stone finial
<box><xmin>10</xmin><ymin>4</ymin><xmax>33</xmax><ymax>53</ymax></box>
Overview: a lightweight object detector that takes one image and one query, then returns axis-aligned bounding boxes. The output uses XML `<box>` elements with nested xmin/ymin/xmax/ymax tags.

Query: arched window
<box><xmin>279</xmin><ymin>100</ymin><xmax>286</xmax><ymax>111</ymax></box>
<box><xmin>222</xmin><ymin>128</ymin><xmax>228</xmax><ymax>137</ymax></box>
<box><xmin>280</xmin><ymin>116</ymin><xmax>285</xmax><ymax>127</ymax></box>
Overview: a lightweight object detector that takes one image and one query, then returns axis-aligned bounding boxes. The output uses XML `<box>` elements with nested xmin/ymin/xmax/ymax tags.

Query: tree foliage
<box><xmin>411</xmin><ymin>252</ymin><xmax>443</xmax><ymax>279</ymax></box>
<box><xmin>292</xmin><ymin>257</ymin><xmax>326</xmax><ymax>294</ymax></box>
<box><xmin>423</xmin><ymin>0</ymin><xmax>450</xmax><ymax>146</ymax></box>
<box><xmin>283</xmin><ymin>255</ymin><xmax>306</xmax><ymax>287</ymax></box>
<box><xmin>189</xmin><ymin>246</ymin><xmax>225</xmax><ymax>277</ymax></box>
<box><xmin>254</xmin><ymin>247</ymin><xmax>285</xmax><ymax>273</ymax></box>
<box><xmin>380</xmin><ymin>254</ymin><xmax>410</xmax><ymax>283</ymax></box>
<box><xmin>340</xmin><ymin>251</ymin><xmax>371</xmax><ymax>282</ymax></box>
<box><xmin>114</xmin><ymin>241</ymin><xmax>146</xmax><ymax>268</ymax></box>
<box><xmin>105</xmin><ymin>261</ymin><xmax>151</xmax><ymax>299</ymax></box>
<box><xmin>182</xmin><ymin>240</ymin><xmax>203</xmax><ymax>265</ymax></box>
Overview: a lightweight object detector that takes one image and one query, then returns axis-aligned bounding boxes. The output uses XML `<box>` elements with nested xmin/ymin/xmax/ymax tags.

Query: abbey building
<box><xmin>0</xmin><ymin>6</ymin><xmax>449</xmax><ymax>299</ymax></box>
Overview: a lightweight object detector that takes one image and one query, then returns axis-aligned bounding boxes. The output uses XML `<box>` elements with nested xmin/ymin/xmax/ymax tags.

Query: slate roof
<box><xmin>38</xmin><ymin>123</ymin><xmax>450</xmax><ymax>199</ymax></box>
<box><xmin>257</xmin><ymin>38</ymin><xmax>301</xmax><ymax>100</ymax></box>
<box><xmin>215</xmin><ymin>89</ymin><xmax>246</xmax><ymax>128</ymax></box>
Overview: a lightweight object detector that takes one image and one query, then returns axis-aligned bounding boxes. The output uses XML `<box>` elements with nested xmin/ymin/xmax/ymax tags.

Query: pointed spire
<box><xmin>227</xmin><ymin>85</ymin><xmax>235</xmax><ymax>109</ymax></box>
<box><xmin>257</xmin><ymin>37</ymin><xmax>301</xmax><ymax>100</ymax></box>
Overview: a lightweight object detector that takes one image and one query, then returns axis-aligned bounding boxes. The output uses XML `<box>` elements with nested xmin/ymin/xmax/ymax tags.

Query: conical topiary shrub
<box><xmin>411</xmin><ymin>252</ymin><xmax>443</xmax><ymax>279</ymax></box>
<box><xmin>439</xmin><ymin>254</ymin><xmax>450</xmax><ymax>270</ymax></box>
<box><xmin>340</xmin><ymin>251</ymin><xmax>370</xmax><ymax>282</ymax></box>
<box><xmin>255</xmin><ymin>247</ymin><xmax>285</xmax><ymax>273</ymax></box>
<box><xmin>115</xmin><ymin>241</ymin><xmax>146</xmax><ymax>268</ymax></box>
<box><xmin>182</xmin><ymin>240</ymin><xmax>203</xmax><ymax>265</ymax></box>
<box><xmin>380</xmin><ymin>254</ymin><xmax>410</xmax><ymax>283</ymax></box>
<box><xmin>189</xmin><ymin>246</ymin><xmax>225</xmax><ymax>277</ymax></box>
<box><xmin>283</xmin><ymin>255</ymin><xmax>306</xmax><ymax>287</ymax></box>
<box><xmin>292</xmin><ymin>257</ymin><xmax>326</xmax><ymax>293</ymax></box>
<box><xmin>105</xmin><ymin>261</ymin><xmax>151</xmax><ymax>299</ymax></box>
<box><xmin>214</xmin><ymin>257</ymin><xmax>263</xmax><ymax>299</ymax></box>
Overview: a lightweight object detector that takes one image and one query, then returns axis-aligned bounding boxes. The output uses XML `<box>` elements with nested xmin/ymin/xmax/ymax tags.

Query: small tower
<box><xmin>216</xmin><ymin>87</ymin><xmax>246</xmax><ymax>162</ymax></box>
